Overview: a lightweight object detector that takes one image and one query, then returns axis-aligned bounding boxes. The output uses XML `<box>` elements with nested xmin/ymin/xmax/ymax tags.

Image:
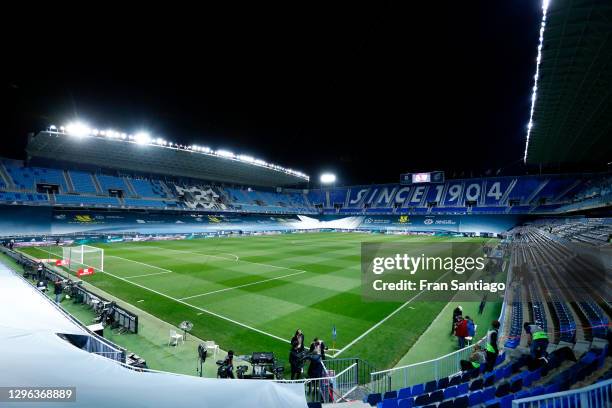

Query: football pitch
<box><xmin>21</xmin><ymin>233</ymin><xmax>499</xmax><ymax>370</ymax></box>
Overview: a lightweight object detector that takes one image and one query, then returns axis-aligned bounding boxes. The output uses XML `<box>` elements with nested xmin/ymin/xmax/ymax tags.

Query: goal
<box><xmin>62</xmin><ymin>245</ymin><xmax>104</xmax><ymax>272</ymax></box>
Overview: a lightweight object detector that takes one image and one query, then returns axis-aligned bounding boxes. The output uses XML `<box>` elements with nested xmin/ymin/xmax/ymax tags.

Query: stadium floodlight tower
<box><xmin>320</xmin><ymin>173</ymin><xmax>337</xmax><ymax>188</ymax></box>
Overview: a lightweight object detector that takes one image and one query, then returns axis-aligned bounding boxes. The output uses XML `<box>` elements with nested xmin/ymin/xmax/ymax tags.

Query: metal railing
<box><xmin>275</xmin><ymin>361</ymin><xmax>360</xmax><ymax>403</ymax></box>
<box><xmin>271</xmin><ymin>358</ymin><xmax>375</xmax><ymax>403</ymax></box>
<box><xmin>369</xmin><ymin>337</ymin><xmax>487</xmax><ymax>394</ymax></box>
<box><xmin>369</xmin><ymin>269</ymin><xmax>509</xmax><ymax>394</ymax></box>
<box><xmin>512</xmin><ymin>379</ymin><xmax>612</xmax><ymax>408</ymax></box>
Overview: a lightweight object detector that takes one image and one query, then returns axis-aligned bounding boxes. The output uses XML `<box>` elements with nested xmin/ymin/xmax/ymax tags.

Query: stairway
<box><xmin>0</xmin><ymin>162</ymin><xmax>15</xmax><ymax>189</ymax></box>
<box><xmin>91</xmin><ymin>174</ymin><xmax>103</xmax><ymax>194</ymax></box>
<box><xmin>63</xmin><ymin>170</ymin><xmax>75</xmax><ymax>193</ymax></box>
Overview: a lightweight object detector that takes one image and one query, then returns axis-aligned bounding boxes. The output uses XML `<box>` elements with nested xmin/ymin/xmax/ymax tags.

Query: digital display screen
<box><xmin>412</xmin><ymin>173</ymin><xmax>431</xmax><ymax>183</ymax></box>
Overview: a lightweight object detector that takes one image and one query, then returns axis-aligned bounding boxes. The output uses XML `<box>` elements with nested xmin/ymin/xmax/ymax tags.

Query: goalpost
<box><xmin>62</xmin><ymin>245</ymin><xmax>104</xmax><ymax>272</ymax></box>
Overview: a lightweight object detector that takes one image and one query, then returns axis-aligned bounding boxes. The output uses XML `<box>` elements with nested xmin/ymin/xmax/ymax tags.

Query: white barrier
<box><xmin>512</xmin><ymin>379</ymin><xmax>612</xmax><ymax>408</ymax></box>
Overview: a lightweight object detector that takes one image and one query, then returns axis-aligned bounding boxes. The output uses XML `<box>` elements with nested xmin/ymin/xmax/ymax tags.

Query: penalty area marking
<box><xmin>107</xmin><ymin>255</ymin><xmax>175</xmax><ymax>279</ymax></box>
<box><xmin>25</xmin><ymin>246</ymin><xmax>289</xmax><ymax>344</ymax></box>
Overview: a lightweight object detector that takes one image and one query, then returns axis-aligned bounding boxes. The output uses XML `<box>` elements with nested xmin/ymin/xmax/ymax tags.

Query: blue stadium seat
<box><xmin>424</xmin><ymin>380</ymin><xmax>437</xmax><ymax>393</ymax></box>
<box><xmin>469</xmin><ymin>379</ymin><xmax>483</xmax><ymax>392</ymax></box>
<box><xmin>397</xmin><ymin>388</ymin><xmax>411</xmax><ymax>399</ymax></box>
<box><xmin>414</xmin><ymin>394</ymin><xmax>429</xmax><ymax>406</ymax></box>
<box><xmin>453</xmin><ymin>395</ymin><xmax>469</xmax><ymax>408</ymax></box>
<box><xmin>468</xmin><ymin>390</ymin><xmax>482</xmax><ymax>406</ymax></box>
<box><xmin>411</xmin><ymin>384</ymin><xmax>424</xmax><ymax>396</ymax></box>
<box><xmin>449</xmin><ymin>376</ymin><xmax>462</xmax><ymax>386</ymax></box>
<box><xmin>366</xmin><ymin>393</ymin><xmax>382</xmax><ymax>406</ymax></box>
<box><xmin>69</xmin><ymin>171</ymin><xmax>98</xmax><ymax>194</ymax></box>
<box><xmin>443</xmin><ymin>386</ymin><xmax>457</xmax><ymax>400</ymax></box>
<box><xmin>398</xmin><ymin>398</ymin><xmax>413</xmax><ymax>408</ymax></box>
<box><xmin>383</xmin><ymin>391</ymin><xmax>397</xmax><ymax>400</ymax></box>
<box><xmin>379</xmin><ymin>397</ymin><xmax>397</xmax><ymax>408</ymax></box>
<box><xmin>481</xmin><ymin>387</ymin><xmax>495</xmax><ymax>403</ymax></box>
<box><xmin>429</xmin><ymin>390</ymin><xmax>443</xmax><ymax>404</ymax></box>
<box><xmin>438</xmin><ymin>377</ymin><xmax>449</xmax><ymax>389</ymax></box>
<box><xmin>438</xmin><ymin>400</ymin><xmax>453</xmax><ymax>408</ymax></box>
<box><xmin>456</xmin><ymin>383</ymin><xmax>469</xmax><ymax>396</ymax></box>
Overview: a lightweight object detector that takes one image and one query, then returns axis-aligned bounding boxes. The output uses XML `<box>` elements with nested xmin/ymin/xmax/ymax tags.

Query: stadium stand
<box><xmin>128</xmin><ymin>178</ymin><xmax>169</xmax><ymax>198</ymax></box>
<box><xmin>55</xmin><ymin>194</ymin><xmax>119</xmax><ymax>206</ymax></box>
<box><xmin>0</xmin><ymin>157</ymin><xmax>610</xmax><ymax>219</ymax></box>
<box><xmin>96</xmin><ymin>174</ymin><xmax>129</xmax><ymax>192</ymax></box>
<box><xmin>170</xmin><ymin>183</ymin><xmax>226</xmax><ymax>210</ymax></box>
<box><xmin>3</xmin><ymin>159</ymin><xmax>68</xmax><ymax>192</ymax></box>
<box><xmin>68</xmin><ymin>170</ymin><xmax>99</xmax><ymax>194</ymax></box>
<box><xmin>0</xmin><ymin>191</ymin><xmax>48</xmax><ymax>203</ymax></box>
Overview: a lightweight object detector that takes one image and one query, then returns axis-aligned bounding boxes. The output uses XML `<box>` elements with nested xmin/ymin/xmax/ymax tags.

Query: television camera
<box><xmin>216</xmin><ymin>352</ymin><xmax>284</xmax><ymax>380</ymax></box>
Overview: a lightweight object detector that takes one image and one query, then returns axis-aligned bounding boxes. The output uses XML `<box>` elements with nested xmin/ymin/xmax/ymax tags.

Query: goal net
<box><xmin>62</xmin><ymin>245</ymin><xmax>104</xmax><ymax>272</ymax></box>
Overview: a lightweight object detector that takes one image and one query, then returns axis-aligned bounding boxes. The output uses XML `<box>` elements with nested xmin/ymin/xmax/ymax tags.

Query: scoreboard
<box><xmin>400</xmin><ymin>171</ymin><xmax>445</xmax><ymax>185</ymax></box>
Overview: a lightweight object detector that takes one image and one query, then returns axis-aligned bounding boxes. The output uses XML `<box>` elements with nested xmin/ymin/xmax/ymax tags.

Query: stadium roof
<box><xmin>26</xmin><ymin>130</ymin><xmax>309</xmax><ymax>187</ymax></box>
<box><xmin>524</xmin><ymin>0</ymin><xmax>612</xmax><ymax>165</ymax></box>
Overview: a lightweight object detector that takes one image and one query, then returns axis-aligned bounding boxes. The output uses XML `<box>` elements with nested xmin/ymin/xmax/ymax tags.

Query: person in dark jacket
<box><xmin>289</xmin><ymin>343</ymin><xmax>304</xmax><ymax>380</ymax></box>
<box><xmin>451</xmin><ymin>305</ymin><xmax>463</xmax><ymax>334</ymax></box>
<box><xmin>37</xmin><ymin>262</ymin><xmax>44</xmax><ymax>281</ymax></box>
<box><xmin>54</xmin><ymin>279</ymin><xmax>63</xmax><ymax>304</ymax></box>
<box><xmin>309</xmin><ymin>337</ymin><xmax>327</xmax><ymax>361</ymax></box>
<box><xmin>291</xmin><ymin>328</ymin><xmax>305</xmax><ymax>352</ymax></box>
<box><xmin>219</xmin><ymin>350</ymin><xmax>235</xmax><ymax>379</ymax></box>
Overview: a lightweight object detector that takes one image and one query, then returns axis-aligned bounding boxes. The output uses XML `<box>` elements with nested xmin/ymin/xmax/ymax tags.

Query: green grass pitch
<box><xmin>20</xmin><ymin>232</ymin><xmax>497</xmax><ymax>371</ymax></box>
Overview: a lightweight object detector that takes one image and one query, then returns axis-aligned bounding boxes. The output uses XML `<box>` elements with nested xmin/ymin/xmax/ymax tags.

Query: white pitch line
<box><xmin>125</xmin><ymin>270</ymin><xmax>174</xmax><ymax>279</ymax></box>
<box><xmin>332</xmin><ymin>271</ymin><xmax>451</xmax><ymax>358</ymax></box>
<box><xmin>106</xmin><ymin>255</ymin><xmax>175</xmax><ymax>279</ymax></box>
<box><xmin>179</xmin><ymin>270</ymin><xmax>307</xmax><ymax>300</ymax></box>
<box><xmin>132</xmin><ymin>245</ymin><xmax>306</xmax><ymax>274</ymax></box>
<box><xmin>108</xmin><ymin>255</ymin><xmax>173</xmax><ymax>272</ymax></box>
<box><xmin>94</xmin><ymin>263</ymin><xmax>290</xmax><ymax>344</ymax></box>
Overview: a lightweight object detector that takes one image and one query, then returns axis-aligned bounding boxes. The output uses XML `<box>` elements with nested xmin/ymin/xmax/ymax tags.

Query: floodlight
<box><xmin>238</xmin><ymin>155</ymin><xmax>255</xmax><ymax>162</ymax></box>
<box><xmin>65</xmin><ymin>122</ymin><xmax>91</xmax><ymax>137</ymax></box>
<box><xmin>217</xmin><ymin>150</ymin><xmax>235</xmax><ymax>158</ymax></box>
<box><xmin>320</xmin><ymin>173</ymin><xmax>336</xmax><ymax>184</ymax></box>
<box><xmin>49</xmin><ymin>125</ymin><xmax>57</xmax><ymax>130</ymax></box>
<box><xmin>134</xmin><ymin>132</ymin><xmax>151</xmax><ymax>145</ymax></box>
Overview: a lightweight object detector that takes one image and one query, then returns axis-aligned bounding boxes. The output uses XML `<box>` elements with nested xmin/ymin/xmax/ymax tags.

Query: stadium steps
<box><xmin>0</xmin><ymin>162</ymin><xmax>14</xmax><ymax>189</ymax></box>
<box><xmin>525</xmin><ymin>179</ymin><xmax>549</xmax><ymax>205</ymax></box>
<box><xmin>158</xmin><ymin>180</ymin><xmax>174</xmax><ymax>198</ymax></box>
<box><xmin>91</xmin><ymin>174</ymin><xmax>103</xmax><ymax>195</ymax></box>
<box><xmin>554</xmin><ymin>179</ymin><xmax>582</xmax><ymax>202</ymax></box>
<box><xmin>571</xmin><ymin>355</ymin><xmax>612</xmax><ymax>389</ymax></box>
<box><xmin>63</xmin><ymin>170</ymin><xmax>75</xmax><ymax>193</ymax></box>
<box><xmin>124</xmin><ymin>177</ymin><xmax>138</xmax><ymax>197</ymax></box>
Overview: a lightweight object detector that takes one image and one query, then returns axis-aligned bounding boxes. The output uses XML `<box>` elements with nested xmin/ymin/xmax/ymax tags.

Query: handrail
<box><xmin>369</xmin><ymin>254</ymin><xmax>509</xmax><ymax>392</ymax></box>
<box><xmin>512</xmin><ymin>379</ymin><xmax>612</xmax><ymax>407</ymax></box>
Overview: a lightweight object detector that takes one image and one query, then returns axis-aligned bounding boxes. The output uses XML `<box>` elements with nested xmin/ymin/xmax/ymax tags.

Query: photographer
<box><xmin>309</xmin><ymin>337</ymin><xmax>327</xmax><ymax>360</ymax></box>
<box><xmin>218</xmin><ymin>350</ymin><xmax>235</xmax><ymax>379</ymax></box>
<box><xmin>289</xmin><ymin>343</ymin><xmax>304</xmax><ymax>380</ymax></box>
<box><xmin>37</xmin><ymin>262</ymin><xmax>44</xmax><ymax>282</ymax></box>
<box><xmin>291</xmin><ymin>328</ymin><xmax>305</xmax><ymax>352</ymax></box>
<box><xmin>54</xmin><ymin>278</ymin><xmax>64</xmax><ymax>304</ymax></box>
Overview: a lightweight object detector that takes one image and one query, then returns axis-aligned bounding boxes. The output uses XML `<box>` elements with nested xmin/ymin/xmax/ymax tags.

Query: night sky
<box><xmin>3</xmin><ymin>1</ymin><xmax>542</xmax><ymax>185</ymax></box>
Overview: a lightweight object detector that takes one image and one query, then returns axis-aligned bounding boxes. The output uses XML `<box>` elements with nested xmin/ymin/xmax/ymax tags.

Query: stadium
<box><xmin>1</xmin><ymin>1</ymin><xmax>612</xmax><ymax>408</ymax></box>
